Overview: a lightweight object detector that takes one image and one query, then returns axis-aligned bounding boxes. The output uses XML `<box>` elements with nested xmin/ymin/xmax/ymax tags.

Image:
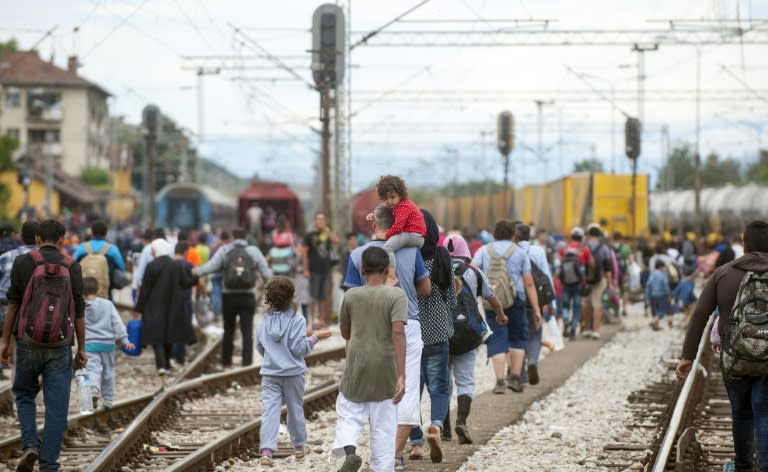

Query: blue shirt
<box><xmin>518</xmin><ymin>241</ymin><xmax>554</xmax><ymax>286</ymax></box>
<box><xmin>645</xmin><ymin>270</ymin><xmax>671</xmax><ymax>299</ymax></box>
<box><xmin>0</xmin><ymin>245</ymin><xmax>33</xmax><ymax>300</ymax></box>
<box><xmin>73</xmin><ymin>239</ymin><xmax>126</xmax><ymax>272</ymax></box>
<box><xmin>472</xmin><ymin>240</ymin><xmax>532</xmax><ymax>302</ymax></box>
<box><xmin>343</xmin><ymin>240</ymin><xmax>429</xmax><ymax>321</ymax></box>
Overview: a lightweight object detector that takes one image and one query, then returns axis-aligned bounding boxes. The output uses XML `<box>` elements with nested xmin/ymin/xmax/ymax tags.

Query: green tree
<box><xmin>573</xmin><ymin>159</ymin><xmax>604</xmax><ymax>173</ymax></box>
<box><xmin>747</xmin><ymin>149</ymin><xmax>768</xmax><ymax>183</ymax></box>
<box><xmin>0</xmin><ymin>136</ymin><xmax>18</xmax><ymax>221</ymax></box>
<box><xmin>701</xmin><ymin>152</ymin><xmax>742</xmax><ymax>186</ymax></box>
<box><xmin>0</xmin><ymin>136</ymin><xmax>18</xmax><ymax>171</ymax></box>
<box><xmin>0</xmin><ymin>38</ymin><xmax>17</xmax><ymax>54</ymax></box>
<box><xmin>658</xmin><ymin>145</ymin><xmax>696</xmax><ymax>190</ymax></box>
<box><xmin>81</xmin><ymin>167</ymin><xmax>110</xmax><ymax>191</ymax></box>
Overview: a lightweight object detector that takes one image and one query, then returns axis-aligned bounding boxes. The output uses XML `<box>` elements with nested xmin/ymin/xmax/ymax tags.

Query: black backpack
<box><xmin>585</xmin><ymin>242</ymin><xmax>605</xmax><ymax>285</ymax></box>
<box><xmin>525</xmin><ymin>247</ymin><xmax>556</xmax><ymax>307</ymax></box>
<box><xmin>222</xmin><ymin>245</ymin><xmax>257</xmax><ymax>290</ymax></box>
<box><xmin>448</xmin><ymin>264</ymin><xmax>486</xmax><ymax>355</ymax></box>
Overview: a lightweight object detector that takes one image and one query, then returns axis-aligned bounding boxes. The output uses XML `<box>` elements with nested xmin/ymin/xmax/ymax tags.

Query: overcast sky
<box><xmin>4</xmin><ymin>0</ymin><xmax>767</xmax><ymax>192</ymax></box>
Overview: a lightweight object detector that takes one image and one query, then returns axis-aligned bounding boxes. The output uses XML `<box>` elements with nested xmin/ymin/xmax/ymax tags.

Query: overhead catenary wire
<box><xmin>565</xmin><ymin>65</ymin><xmax>632</xmax><ymax>118</ymax></box>
<box><xmin>349</xmin><ymin>0</ymin><xmax>432</xmax><ymax>50</ymax></box>
<box><xmin>230</xmin><ymin>23</ymin><xmax>315</xmax><ymax>90</ymax></box>
<box><xmin>349</xmin><ymin>65</ymin><xmax>432</xmax><ymax>118</ymax></box>
<box><xmin>720</xmin><ymin>63</ymin><xmax>768</xmax><ymax>104</ymax></box>
<box><xmin>82</xmin><ymin>0</ymin><xmax>150</xmax><ymax>60</ymax></box>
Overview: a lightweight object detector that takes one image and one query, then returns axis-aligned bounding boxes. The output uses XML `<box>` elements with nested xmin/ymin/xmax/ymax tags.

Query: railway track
<box><xmin>80</xmin><ymin>346</ymin><xmax>345</xmax><ymax>471</ymax></box>
<box><xmin>601</xmin><ymin>318</ymin><xmax>730</xmax><ymax>471</ymax></box>
<box><xmin>650</xmin><ymin>317</ymin><xmax>734</xmax><ymax>472</ymax></box>
<box><xmin>0</xmin><ymin>334</ymin><xmax>223</xmax><ymax>464</ymax></box>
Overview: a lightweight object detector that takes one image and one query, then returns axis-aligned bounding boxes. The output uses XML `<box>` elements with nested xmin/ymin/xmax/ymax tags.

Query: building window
<box><xmin>5</xmin><ymin>88</ymin><xmax>21</xmax><ymax>107</ymax></box>
<box><xmin>6</xmin><ymin>128</ymin><xmax>20</xmax><ymax>141</ymax></box>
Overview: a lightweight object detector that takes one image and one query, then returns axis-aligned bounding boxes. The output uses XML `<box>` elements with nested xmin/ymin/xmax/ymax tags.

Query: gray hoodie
<box><xmin>84</xmin><ymin>297</ymin><xmax>129</xmax><ymax>349</ymax></box>
<box><xmin>194</xmin><ymin>239</ymin><xmax>272</xmax><ymax>294</ymax></box>
<box><xmin>255</xmin><ymin>310</ymin><xmax>318</xmax><ymax>376</ymax></box>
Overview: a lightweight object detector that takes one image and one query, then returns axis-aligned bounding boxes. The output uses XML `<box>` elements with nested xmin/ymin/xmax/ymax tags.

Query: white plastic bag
<box><xmin>542</xmin><ymin>316</ymin><xmax>565</xmax><ymax>352</ymax></box>
<box><xmin>628</xmin><ymin>261</ymin><xmax>642</xmax><ymax>293</ymax></box>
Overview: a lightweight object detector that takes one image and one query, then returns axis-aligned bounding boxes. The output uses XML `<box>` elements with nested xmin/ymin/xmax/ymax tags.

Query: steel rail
<box><xmin>85</xmin><ymin>346</ymin><xmax>345</xmax><ymax>472</ymax></box>
<box><xmin>165</xmin><ymin>382</ymin><xmax>340</xmax><ymax>472</ymax></box>
<box><xmin>651</xmin><ymin>316</ymin><xmax>715</xmax><ymax>471</ymax></box>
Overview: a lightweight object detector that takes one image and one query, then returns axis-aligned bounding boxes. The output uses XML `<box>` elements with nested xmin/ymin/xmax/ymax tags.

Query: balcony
<box><xmin>27</xmin><ymin>142</ymin><xmax>63</xmax><ymax>157</ymax></box>
<box><xmin>27</xmin><ymin>105</ymin><xmax>64</xmax><ymax>122</ymax></box>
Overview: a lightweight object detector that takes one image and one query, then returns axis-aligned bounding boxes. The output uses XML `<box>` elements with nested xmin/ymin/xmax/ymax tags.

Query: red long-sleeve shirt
<box><xmin>385</xmin><ymin>198</ymin><xmax>427</xmax><ymax>239</ymax></box>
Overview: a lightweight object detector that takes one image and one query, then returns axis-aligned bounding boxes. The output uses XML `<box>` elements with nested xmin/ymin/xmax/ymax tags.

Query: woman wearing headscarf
<box><xmin>406</xmin><ymin>210</ymin><xmax>456</xmax><ymax>464</ymax></box>
<box><xmin>135</xmin><ymin>239</ymin><xmax>197</xmax><ymax>375</ymax></box>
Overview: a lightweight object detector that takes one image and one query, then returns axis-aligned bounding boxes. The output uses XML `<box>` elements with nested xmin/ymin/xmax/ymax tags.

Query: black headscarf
<box><xmin>420</xmin><ymin>209</ymin><xmax>452</xmax><ymax>290</ymax></box>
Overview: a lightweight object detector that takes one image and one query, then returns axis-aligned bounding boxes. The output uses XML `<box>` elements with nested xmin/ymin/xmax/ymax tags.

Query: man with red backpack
<box><xmin>557</xmin><ymin>227</ymin><xmax>591</xmax><ymax>340</ymax></box>
<box><xmin>0</xmin><ymin>219</ymin><xmax>87</xmax><ymax>472</ymax></box>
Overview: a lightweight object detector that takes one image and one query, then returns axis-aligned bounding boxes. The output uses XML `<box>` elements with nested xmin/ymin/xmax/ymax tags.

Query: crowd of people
<box><xmin>0</xmin><ymin>173</ymin><xmax>766</xmax><ymax>471</ymax></box>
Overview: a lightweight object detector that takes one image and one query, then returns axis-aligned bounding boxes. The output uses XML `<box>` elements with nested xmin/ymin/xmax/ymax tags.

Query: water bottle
<box><xmin>75</xmin><ymin>369</ymin><xmax>93</xmax><ymax>414</ymax></box>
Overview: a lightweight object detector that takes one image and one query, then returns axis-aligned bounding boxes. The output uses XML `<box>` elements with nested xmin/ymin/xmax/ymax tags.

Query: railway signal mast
<box><xmin>625</xmin><ymin>117</ymin><xmax>641</xmax><ymax>238</ymax></box>
<box><xmin>311</xmin><ymin>4</ymin><xmax>345</xmax><ymax>220</ymax></box>
<box><xmin>497</xmin><ymin>111</ymin><xmax>515</xmax><ymax>219</ymax></box>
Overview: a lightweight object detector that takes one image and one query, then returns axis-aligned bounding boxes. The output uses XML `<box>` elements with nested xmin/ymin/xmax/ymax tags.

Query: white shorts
<box><xmin>396</xmin><ymin>319</ymin><xmax>422</xmax><ymax>426</ymax></box>
<box><xmin>332</xmin><ymin>393</ymin><xmax>397</xmax><ymax>472</ymax></box>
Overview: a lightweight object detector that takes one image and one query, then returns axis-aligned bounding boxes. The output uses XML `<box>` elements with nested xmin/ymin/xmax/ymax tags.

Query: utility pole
<box><xmin>195</xmin><ymin>67</ymin><xmax>220</xmax><ymax>183</ymax></box>
<box><xmin>694</xmin><ymin>46</ymin><xmax>703</xmax><ymax>236</ymax></box>
<box><xmin>142</xmin><ymin>105</ymin><xmax>160</xmax><ymax>228</ymax></box>
<box><xmin>44</xmin><ymin>131</ymin><xmax>55</xmax><ymax>217</ymax></box>
<box><xmin>631</xmin><ymin>43</ymin><xmax>657</xmax><ymax>238</ymax></box>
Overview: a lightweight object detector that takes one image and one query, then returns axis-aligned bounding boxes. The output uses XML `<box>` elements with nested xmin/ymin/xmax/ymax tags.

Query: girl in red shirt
<box><xmin>367</xmin><ymin>175</ymin><xmax>427</xmax><ymax>273</ymax></box>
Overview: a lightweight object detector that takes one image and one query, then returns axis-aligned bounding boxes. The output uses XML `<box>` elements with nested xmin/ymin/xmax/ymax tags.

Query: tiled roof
<box><xmin>0</xmin><ymin>51</ymin><xmax>109</xmax><ymax>96</ymax></box>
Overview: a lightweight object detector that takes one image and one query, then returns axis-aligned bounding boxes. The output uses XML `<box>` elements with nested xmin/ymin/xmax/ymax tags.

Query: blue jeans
<box><xmin>724</xmin><ymin>375</ymin><xmax>768</xmax><ymax>471</ymax></box>
<box><xmin>520</xmin><ymin>305</ymin><xmax>543</xmax><ymax>384</ymax></box>
<box><xmin>13</xmin><ymin>340</ymin><xmax>73</xmax><ymax>471</ymax></box>
<box><xmin>409</xmin><ymin>341</ymin><xmax>450</xmax><ymax>444</ymax></box>
<box><xmin>211</xmin><ymin>277</ymin><xmax>223</xmax><ymax>316</ymax></box>
<box><xmin>561</xmin><ymin>285</ymin><xmax>582</xmax><ymax>337</ymax></box>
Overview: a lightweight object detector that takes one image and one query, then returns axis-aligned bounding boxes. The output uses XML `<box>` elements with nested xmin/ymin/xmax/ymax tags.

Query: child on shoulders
<box><xmin>83</xmin><ymin>277</ymin><xmax>135</xmax><ymax>409</ymax></box>
<box><xmin>366</xmin><ymin>175</ymin><xmax>427</xmax><ymax>274</ymax></box>
<box><xmin>255</xmin><ymin>276</ymin><xmax>331</xmax><ymax>467</ymax></box>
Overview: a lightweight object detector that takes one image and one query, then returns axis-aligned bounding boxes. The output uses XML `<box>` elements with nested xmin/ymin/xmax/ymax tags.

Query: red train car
<box><xmin>350</xmin><ymin>186</ymin><xmax>379</xmax><ymax>236</ymax></box>
<box><xmin>238</xmin><ymin>180</ymin><xmax>304</xmax><ymax>233</ymax></box>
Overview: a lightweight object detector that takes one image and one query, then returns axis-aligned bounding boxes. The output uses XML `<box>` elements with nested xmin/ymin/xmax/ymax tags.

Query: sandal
<box><xmin>260</xmin><ymin>456</ymin><xmax>272</xmax><ymax>466</ymax></box>
<box><xmin>295</xmin><ymin>445</ymin><xmax>308</xmax><ymax>460</ymax></box>
<box><xmin>408</xmin><ymin>444</ymin><xmax>424</xmax><ymax>460</ymax></box>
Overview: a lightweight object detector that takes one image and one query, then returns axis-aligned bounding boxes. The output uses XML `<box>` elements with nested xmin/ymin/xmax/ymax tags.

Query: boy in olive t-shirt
<box><xmin>331</xmin><ymin>247</ymin><xmax>407</xmax><ymax>472</ymax></box>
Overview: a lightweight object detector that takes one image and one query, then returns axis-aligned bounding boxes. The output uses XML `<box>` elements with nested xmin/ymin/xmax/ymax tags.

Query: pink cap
<box><xmin>442</xmin><ymin>234</ymin><xmax>471</xmax><ymax>259</ymax></box>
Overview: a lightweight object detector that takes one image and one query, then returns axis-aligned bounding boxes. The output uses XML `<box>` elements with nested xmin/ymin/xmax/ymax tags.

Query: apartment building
<box><xmin>0</xmin><ymin>50</ymin><xmax>110</xmax><ymax>174</ymax></box>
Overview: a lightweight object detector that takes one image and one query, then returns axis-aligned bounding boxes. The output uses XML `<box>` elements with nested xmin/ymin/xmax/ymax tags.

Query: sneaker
<box><xmin>582</xmin><ymin>330</ymin><xmax>593</xmax><ymax>338</ymax></box>
<box><xmin>493</xmin><ymin>379</ymin><xmax>506</xmax><ymax>394</ymax></box>
<box><xmin>103</xmin><ymin>401</ymin><xmax>113</xmax><ymax>409</ymax></box>
<box><xmin>455</xmin><ymin>423</ymin><xmax>473</xmax><ymax>444</ymax></box>
<box><xmin>528</xmin><ymin>364</ymin><xmax>540</xmax><ymax>386</ymax></box>
<box><xmin>157</xmin><ymin>368</ymin><xmax>170</xmax><ymax>376</ymax></box>
<box><xmin>425</xmin><ymin>425</ymin><xmax>443</xmax><ymax>463</ymax></box>
<box><xmin>407</xmin><ymin>445</ymin><xmax>423</xmax><ymax>460</ymax></box>
<box><xmin>441</xmin><ymin>428</ymin><xmax>453</xmax><ymax>441</ymax></box>
<box><xmin>507</xmin><ymin>375</ymin><xmax>524</xmax><ymax>393</ymax></box>
<box><xmin>394</xmin><ymin>456</ymin><xmax>406</xmax><ymax>470</ymax></box>
<box><xmin>339</xmin><ymin>454</ymin><xmax>362</xmax><ymax>472</ymax></box>
<box><xmin>591</xmin><ymin>332</ymin><xmax>601</xmax><ymax>339</ymax></box>
<box><xmin>16</xmin><ymin>447</ymin><xmax>39</xmax><ymax>472</ymax></box>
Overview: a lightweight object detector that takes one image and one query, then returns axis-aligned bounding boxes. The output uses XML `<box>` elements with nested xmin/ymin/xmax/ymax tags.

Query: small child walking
<box><xmin>645</xmin><ymin>260</ymin><xmax>672</xmax><ymax>331</ymax></box>
<box><xmin>83</xmin><ymin>277</ymin><xmax>135</xmax><ymax>409</ymax></box>
<box><xmin>255</xmin><ymin>276</ymin><xmax>331</xmax><ymax>467</ymax></box>
<box><xmin>332</xmin><ymin>247</ymin><xmax>407</xmax><ymax>472</ymax></box>
<box><xmin>367</xmin><ymin>175</ymin><xmax>427</xmax><ymax>273</ymax></box>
